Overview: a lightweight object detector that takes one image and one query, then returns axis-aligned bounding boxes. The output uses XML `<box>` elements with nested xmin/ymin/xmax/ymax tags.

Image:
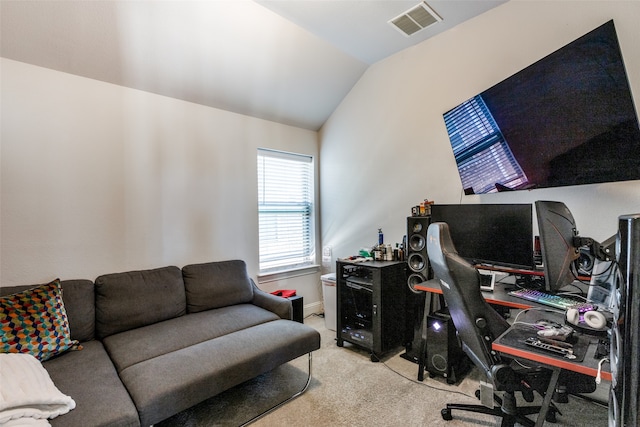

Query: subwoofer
<box><xmin>609</xmin><ymin>213</ymin><xmax>640</xmax><ymax>427</ymax></box>
<box><xmin>407</xmin><ymin>216</ymin><xmax>432</xmax><ymax>292</ymax></box>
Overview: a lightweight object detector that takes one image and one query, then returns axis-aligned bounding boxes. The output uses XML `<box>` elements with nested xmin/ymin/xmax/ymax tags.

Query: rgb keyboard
<box><xmin>508</xmin><ymin>288</ymin><xmax>596</xmax><ymax>312</ymax></box>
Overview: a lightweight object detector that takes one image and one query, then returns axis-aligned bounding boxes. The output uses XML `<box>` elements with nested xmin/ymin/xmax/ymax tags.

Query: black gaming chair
<box><xmin>426</xmin><ymin>222</ymin><xmax>558</xmax><ymax>426</ymax></box>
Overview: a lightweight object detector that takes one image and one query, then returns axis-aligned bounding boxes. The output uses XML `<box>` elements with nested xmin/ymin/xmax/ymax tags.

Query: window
<box><xmin>257</xmin><ymin>149</ymin><xmax>315</xmax><ymax>273</ymax></box>
<box><xmin>443</xmin><ymin>95</ymin><xmax>529</xmax><ymax>194</ymax></box>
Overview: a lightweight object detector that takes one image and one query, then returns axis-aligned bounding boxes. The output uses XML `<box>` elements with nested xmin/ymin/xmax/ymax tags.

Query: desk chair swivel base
<box><xmin>441</xmin><ymin>389</ymin><xmax>558</xmax><ymax>427</ymax></box>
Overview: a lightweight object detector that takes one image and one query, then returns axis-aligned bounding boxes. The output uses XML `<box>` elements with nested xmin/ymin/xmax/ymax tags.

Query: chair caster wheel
<box><xmin>546</xmin><ymin>410</ymin><xmax>557</xmax><ymax>423</ymax></box>
<box><xmin>441</xmin><ymin>408</ymin><xmax>453</xmax><ymax>421</ymax></box>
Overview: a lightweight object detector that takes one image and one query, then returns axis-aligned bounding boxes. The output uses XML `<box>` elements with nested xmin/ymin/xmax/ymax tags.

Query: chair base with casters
<box><xmin>441</xmin><ymin>388</ymin><xmax>559</xmax><ymax>427</ymax></box>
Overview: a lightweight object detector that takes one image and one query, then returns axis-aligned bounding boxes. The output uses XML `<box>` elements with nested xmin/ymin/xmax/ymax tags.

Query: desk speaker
<box><xmin>609</xmin><ymin>213</ymin><xmax>640</xmax><ymax>427</ymax></box>
<box><xmin>407</xmin><ymin>216</ymin><xmax>432</xmax><ymax>292</ymax></box>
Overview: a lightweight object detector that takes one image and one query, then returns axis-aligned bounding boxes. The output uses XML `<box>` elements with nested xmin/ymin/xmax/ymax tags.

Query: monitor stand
<box><xmin>478</xmin><ymin>269</ymin><xmax>495</xmax><ymax>292</ymax></box>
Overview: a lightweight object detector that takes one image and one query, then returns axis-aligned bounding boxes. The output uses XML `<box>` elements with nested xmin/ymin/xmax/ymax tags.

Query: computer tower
<box><xmin>609</xmin><ymin>213</ymin><xmax>640</xmax><ymax>427</ymax></box>
<box><xmin>425</xmin><ymin>310</ymin><xmax>468</xmax><ymax>384</ymax></box>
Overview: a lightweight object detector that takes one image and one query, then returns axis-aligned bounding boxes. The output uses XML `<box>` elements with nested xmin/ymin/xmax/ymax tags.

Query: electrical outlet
<box><xmin>322</xmin><ymin>246</ymin><xmax>332</xmax><ymax>264</ymax></box>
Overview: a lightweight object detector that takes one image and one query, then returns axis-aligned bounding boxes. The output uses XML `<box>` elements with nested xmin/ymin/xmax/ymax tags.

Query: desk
<box><xmin>414</xmin><ymin>278</ymin><xmax>538</xmax><ymax>381</ymax></box>
<box><xmin>415</xmin><ymin>279</ymin><xmax>610</xmax><ymax>426</ymax></box>
<box><xmin>493</xmin><ymin>309</ymin><xmax>610</xmax><ymax>427</ymax></box>
<box><xmin>493</xmin><ymin>310</ymin><xmax>611</xmax><ymax>381</ymax></box>
<box><xmin>415</xmin><ymin>278</ymin><xmax>540</xmax><ymax>311</ymax></box>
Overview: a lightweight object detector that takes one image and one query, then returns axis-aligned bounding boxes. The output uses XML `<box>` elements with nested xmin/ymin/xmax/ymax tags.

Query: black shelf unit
<box><xmin>336</xmin><ymin>260</ymin><xmax>407</xmax><ymax>361</ymax></box>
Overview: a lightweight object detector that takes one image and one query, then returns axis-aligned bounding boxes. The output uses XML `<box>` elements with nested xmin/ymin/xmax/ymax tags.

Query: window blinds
<box><xmin>257</xmin><ymin>149</ymin><xmax>314</xmax><ymax>272</ymax></box>
<box><xmin>443</xmin><ymin>95</ymin><xmax>528</xmax><ymax>194</ymax></box>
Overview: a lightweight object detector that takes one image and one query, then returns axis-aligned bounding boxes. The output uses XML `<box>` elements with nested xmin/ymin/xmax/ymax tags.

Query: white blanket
<box><xmin>0</xmin><ymin>354</ymin><xmax>75</xmax><ymax>426</ymax></box>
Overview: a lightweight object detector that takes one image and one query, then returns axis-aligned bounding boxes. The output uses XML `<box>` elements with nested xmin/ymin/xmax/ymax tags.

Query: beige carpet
<box><xmin>158</xmin><ymin>315</ymin><xmax>608</xmax><ymax>426</ymax></box>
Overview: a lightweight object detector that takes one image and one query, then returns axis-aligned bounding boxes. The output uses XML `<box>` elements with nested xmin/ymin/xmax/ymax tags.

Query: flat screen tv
<box><xmin>430</xmin><ymin>203</ymin><xmax>534</xmax><ymax>270</ymax></box>
<box><xmin>442</xmin><ymin>20</ymin><xmax>640</xmax><ymax>195</ymax></box>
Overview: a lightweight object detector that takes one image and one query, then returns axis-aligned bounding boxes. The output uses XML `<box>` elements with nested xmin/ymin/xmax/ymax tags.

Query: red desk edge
<box><xmin>415</xmin><ymin>282</ymin><xmax>612</xmax><ymax>382</ymax></box>
<box><xmin>492</xmin><ymin>342</ymin><xmax>612</xmax><ymax>382</ymax></box>
<box><xmin>414</xmin><ymin>283</ymin><xmax>533</xmax><ymax>310</ymax></box>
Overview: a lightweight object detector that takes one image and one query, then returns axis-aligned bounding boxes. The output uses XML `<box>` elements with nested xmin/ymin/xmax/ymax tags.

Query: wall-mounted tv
<box><xmin>442</xmin><ymin>20</ymin><xmax>640</xmax><ymax>195</ymax></box>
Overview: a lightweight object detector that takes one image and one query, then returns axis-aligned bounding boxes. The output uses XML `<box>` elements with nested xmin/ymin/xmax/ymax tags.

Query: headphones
<box><xmin>566</xmin><ymin>308</ymin><xmax>608</xmax><ymax>333</ymax></box>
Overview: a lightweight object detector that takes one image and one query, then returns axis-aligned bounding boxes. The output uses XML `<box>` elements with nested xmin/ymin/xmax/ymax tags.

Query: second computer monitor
<box><xmin>430</xmin><ymin>203</ymin><xmax>535</xmax><ymax>270</ymax></box>
<box><xmin>534</xmin><ymin>200</ymin><xmax>581</xmax><ymax>293</ymax></box>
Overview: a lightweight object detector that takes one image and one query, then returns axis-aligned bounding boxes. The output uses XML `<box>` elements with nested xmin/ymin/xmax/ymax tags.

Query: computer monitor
<box><xmin>429</xmin><ymin>204</ymin><xmax>535</xmax><ymax>270</ymax></box>
<box><xmin>534</xmin><ymin>200</ymin><xmax>580</xmax><ymax>293</ymax></box>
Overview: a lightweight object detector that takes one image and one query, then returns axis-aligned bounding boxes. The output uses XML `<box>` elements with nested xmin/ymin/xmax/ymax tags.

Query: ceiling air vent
<box><xmin>389</xmin><ymin>2</ymin><xmax>442</xmax><ymax>37</ymax></box>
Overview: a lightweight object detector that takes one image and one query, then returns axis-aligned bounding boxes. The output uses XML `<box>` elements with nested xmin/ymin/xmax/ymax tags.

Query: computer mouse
<box><xmin>537</xmin><ymin>325</ymin><xmax>573</xmax><ymax>341</ymax></box>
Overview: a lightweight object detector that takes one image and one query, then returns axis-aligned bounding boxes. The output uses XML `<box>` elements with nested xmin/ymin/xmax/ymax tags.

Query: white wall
<box><xmin>320</xmin><ymin>1</ymin><xmax>640</xmax><ymax>269</ymax></box>
<box><xmin>3</xmin><ymin>1</ymin><xmax>640</xmax><ymax>313</ymax></box>
<box><xmin>0</xmin><ymin>58</ymin><xmax>323</xmax><ymax>312</ymax></box>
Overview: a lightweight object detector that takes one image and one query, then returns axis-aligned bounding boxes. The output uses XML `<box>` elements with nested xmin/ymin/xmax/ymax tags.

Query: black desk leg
<box><xmin>536</xmin><ymin>367</ymin><xmax>561</xmax><ymax>427</ymax></box>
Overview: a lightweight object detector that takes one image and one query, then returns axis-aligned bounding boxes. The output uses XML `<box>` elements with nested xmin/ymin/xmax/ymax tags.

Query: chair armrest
<box><xmin>251</xmin><ymin>279</ymin><xmax>293</xmax><ymax>320</ymax></box>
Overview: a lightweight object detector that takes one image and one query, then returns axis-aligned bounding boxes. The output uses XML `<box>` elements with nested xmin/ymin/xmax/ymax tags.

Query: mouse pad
<box><xmin>497</xmin><ymin>323</ymin><xmax>589</xmax><ymax>363</ymax></box>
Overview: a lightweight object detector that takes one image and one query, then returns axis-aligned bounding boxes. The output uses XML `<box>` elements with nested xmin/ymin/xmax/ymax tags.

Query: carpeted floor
<box><xmin>157</xmin><ymin>314</ymin><xmax>609</xmax><ymax>426</ymax></box>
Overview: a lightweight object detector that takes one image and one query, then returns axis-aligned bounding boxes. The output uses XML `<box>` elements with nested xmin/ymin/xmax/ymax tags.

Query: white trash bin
<box><xmin>321</xmin><ymin>273</ymin><xmax>337</xmax><ymax>331</ymax></box>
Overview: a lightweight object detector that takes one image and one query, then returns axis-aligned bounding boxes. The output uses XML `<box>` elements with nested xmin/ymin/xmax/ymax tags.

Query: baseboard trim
<box><xmin>304</xmin><ymin>301</ymin><xmax>322</xmax><ymax>319</ymax></box>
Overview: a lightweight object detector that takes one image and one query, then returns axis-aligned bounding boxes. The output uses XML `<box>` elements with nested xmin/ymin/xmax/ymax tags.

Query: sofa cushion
<box><xmin>118</xmin><ymin>319</ymin><xmax>321</xmax><ymax>426</ymax></box>
<box><xmin>95</xmin><ymin>266</ymin><xmax>186</xmax><ymax>339</ymax></box>
<box><xmin>0</xmin><ymin>279</ymin><xmax>95</xmax><ymax>343</ymax></box>
<box><xmin>103</xmin><ymin>304</ymin><xmax>280</xmax><ymax>372</ymax></box>
<box><xmin>53</xmin><ymin>280</ymin><xmax>95</xmax><ymax>342</ymax></box>
<box><xmin>44</xmin><ymin>340</ymin><xmax>140</xmax><ymax>427</ymax></box>
<box><xmin>182</xmin><ymin>260</ymin><xmax>254</xmax><ymax>312</ymax></box>
<box><xmin>0</xmin><ymin>279</ymin><xmax>79</xmax><ymax>361</ymax></box>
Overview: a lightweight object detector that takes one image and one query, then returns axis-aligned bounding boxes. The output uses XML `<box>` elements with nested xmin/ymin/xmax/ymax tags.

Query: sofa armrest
<box><xmin>251</xmin><ymin>280</ymin><xmax>292</xmax><ymax>320</ymax></box>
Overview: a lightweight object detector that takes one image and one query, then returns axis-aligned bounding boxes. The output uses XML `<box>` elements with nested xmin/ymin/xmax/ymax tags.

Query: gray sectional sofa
<box><xmin>0</xmin><ymin>260</ymin><xmax>321</xmax><ymax>426</ymax></box>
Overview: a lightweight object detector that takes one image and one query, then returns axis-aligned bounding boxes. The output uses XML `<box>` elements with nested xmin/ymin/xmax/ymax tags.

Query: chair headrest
<box><xmin>427</xmin><ymin>222</ymin><xmax>457</xmax><ymax>272</ymax></box>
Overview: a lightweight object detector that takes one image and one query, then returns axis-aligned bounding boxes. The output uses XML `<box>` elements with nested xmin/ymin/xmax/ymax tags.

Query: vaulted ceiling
<box><xmin>1</xmin><ymin>0</ymin><xmax>505</xmax><ymax>130</ymax></box>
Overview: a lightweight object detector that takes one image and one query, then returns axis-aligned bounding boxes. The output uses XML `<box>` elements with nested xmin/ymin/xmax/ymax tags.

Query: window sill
<box><xmin>257</xmin><ymin>265</ymin><xmax>320</xmax><ymax>284</ymax></box>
